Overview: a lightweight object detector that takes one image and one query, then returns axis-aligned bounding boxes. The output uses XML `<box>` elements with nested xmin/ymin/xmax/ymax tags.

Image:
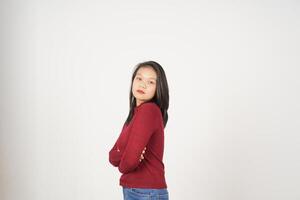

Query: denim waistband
<box><xmin>123</xmin><ymin>187</ymin><xmax>168</xmax><ymax>195</ymax></box>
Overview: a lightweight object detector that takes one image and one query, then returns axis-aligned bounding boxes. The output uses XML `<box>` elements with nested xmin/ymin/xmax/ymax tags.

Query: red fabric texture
<box><xmin>109</xmin><ymin>102</ymin><xmax>167</xmax><ymax>189</ymax></box>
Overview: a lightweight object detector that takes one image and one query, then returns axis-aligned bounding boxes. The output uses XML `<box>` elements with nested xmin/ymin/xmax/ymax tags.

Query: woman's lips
<box><xmin>137</xmin><ymin>89</ymin><xmax>145</xmax><ymax>94</ymax></box>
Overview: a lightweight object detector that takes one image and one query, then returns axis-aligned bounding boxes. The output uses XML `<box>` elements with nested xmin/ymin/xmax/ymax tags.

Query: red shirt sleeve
<box><xmin>118</xmin><ymin>103</ymin><xmax>159</xmax><ymax>174</ymax></box>
<box><xmin>109</xmin><ymin>124</ymin><xmax>126</xmax><ymax>167</ymax></box>
<box><xmin>109</xmin><ymin>140</ymin><xmax>122</xmax><ymax>167</ymax></box>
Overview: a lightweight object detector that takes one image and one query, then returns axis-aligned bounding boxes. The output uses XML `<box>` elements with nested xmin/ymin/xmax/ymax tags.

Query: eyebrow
<box><xmin>136</xmin><ymin>73</ymin><xmax>157</xmax><ymax>80</ymax></box>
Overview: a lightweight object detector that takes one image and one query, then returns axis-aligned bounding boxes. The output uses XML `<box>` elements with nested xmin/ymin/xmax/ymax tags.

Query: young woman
<box><xmin>109</xmin><ymin>61</ymin><xmax>170</xmax><ymax>200</ymax></box>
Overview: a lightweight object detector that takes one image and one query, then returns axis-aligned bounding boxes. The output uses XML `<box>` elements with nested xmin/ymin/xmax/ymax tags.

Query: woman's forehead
<box><xmin>136</xmin><ymin>69</ymin><xmax>157</xmax><ymax>80</ymax></box>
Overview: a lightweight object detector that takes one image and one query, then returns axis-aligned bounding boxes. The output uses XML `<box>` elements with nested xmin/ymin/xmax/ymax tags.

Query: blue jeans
<box><xmin>122</xmin><ymin>187</ymin><xmax>169</xmax><ymax>200</ymax></box>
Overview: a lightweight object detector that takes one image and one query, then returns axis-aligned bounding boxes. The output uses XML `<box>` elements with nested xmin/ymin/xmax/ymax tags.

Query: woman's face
<box><xmin>132</xmin><ymin>66</ymin><xmax>157</xmax><ymax>106</ymax></box>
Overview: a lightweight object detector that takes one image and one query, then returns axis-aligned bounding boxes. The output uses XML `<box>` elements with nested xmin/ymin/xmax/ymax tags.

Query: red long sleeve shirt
<box><xmin>108</xmin><ymin>102</ymin><xmax>167</xmax><ymax>189</ymax></box>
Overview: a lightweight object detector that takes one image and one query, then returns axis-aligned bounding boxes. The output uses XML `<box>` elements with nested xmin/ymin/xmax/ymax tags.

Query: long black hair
<box><xmin>124</xmin><ymin>61</ymin><xmax>169</xmax><ymax>128</ymax></box>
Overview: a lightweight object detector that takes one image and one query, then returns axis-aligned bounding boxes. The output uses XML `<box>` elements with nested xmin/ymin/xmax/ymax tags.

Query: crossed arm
<box><xmin>108</xmin><ymin>104</ymin><xmax>158</xmax><ymax>173</ymax></box>
<box><xmin>109</xmin><ymin>139</ymin><xmax>122</xmax><ymax>167</ymax></box>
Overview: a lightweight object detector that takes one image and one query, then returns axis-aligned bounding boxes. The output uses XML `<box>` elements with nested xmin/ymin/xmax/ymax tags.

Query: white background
<box><xmin>1</xmin><ymin>1</ymin><xmax>299</xmax><ymax>200</ymax></box>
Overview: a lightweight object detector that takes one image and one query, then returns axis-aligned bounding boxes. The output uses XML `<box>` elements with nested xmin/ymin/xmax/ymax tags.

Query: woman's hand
<box><xmin>139</xmin><ymin>147</ymin><xmax>147</xmax><ymax>162</ymax></box>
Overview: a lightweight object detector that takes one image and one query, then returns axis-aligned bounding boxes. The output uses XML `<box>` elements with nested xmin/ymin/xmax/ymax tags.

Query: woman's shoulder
<box><xmin>137</xmin><ymin>102</ymin><xmax>160</xmax><ymax>113</ymax></box>
<box><xmin>135</xmin><ymin>102</ymin><xmax>162</xmax><ymax>120</ymax></box>
<box><xmin>136</xmin><ymin>102</ymin><xmax>162</xmax><ymax>128</ymax></box>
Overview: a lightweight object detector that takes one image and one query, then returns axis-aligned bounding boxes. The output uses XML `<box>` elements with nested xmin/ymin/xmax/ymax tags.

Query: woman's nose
<box><xmin>139</xmin><ymin>82</ymin><xmax>146</xmax><ymax>88</ymax></box>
